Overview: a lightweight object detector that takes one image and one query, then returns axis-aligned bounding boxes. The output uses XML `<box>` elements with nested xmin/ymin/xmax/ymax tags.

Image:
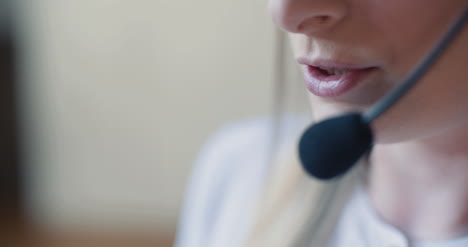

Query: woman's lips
<box><xmin>303</xmin><ymin>65</ymin><xmax>377</xmax><ymax>97</ymax></box>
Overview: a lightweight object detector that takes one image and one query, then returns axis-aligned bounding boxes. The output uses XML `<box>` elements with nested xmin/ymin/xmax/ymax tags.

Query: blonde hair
<box><xmin>245</xmin><ymin>137</ymin><xmax>366</xmax><ymax>246</ymax></box>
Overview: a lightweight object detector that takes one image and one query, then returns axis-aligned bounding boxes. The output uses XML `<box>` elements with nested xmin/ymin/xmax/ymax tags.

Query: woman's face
<box><xmin>269</xmin><ymin>0</ymin><xmax>468</xmax><ymax>143</ymax></box>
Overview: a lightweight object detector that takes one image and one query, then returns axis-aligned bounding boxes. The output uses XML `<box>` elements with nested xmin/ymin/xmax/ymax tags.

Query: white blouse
<box><xmin>174</xmin><ymin>114</ymin><xmax>468</xmax><ymax>247</ymax></box>
<box><xmin>327</xmin><ymin>185</ymin><xmax>468</xmax><ymax>247</ymax></box>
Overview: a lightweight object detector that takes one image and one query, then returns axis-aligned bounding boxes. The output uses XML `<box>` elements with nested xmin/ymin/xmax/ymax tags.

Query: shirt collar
<box><xmin>341</xmin><ymin>185</ymin><xmax>468</xmax><ymax>247</ymax></box>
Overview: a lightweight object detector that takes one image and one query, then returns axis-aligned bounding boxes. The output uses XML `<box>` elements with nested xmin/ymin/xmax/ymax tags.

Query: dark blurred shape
<box><xmin>0</xmin><ymin>0</ymin><xmax>21</xmax><ymax>217</ymax></box>
<box><xmin>0</xmin><ymin>2</ymin><xmax>30</xmax><ymax>247</ymax></box>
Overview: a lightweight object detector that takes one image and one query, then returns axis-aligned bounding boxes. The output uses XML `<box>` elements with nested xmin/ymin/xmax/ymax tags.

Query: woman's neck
<box><xmin>368</xmin><ymin>123</ymin><xmax>468</xmax><ymax>241</ymax></box>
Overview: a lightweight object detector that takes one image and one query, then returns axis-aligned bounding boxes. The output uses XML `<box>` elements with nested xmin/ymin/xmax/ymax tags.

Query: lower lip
<box><xmin>303</xmin><ymin>65</ymin><xmax>376</xmax><ymax>97</ymax></box>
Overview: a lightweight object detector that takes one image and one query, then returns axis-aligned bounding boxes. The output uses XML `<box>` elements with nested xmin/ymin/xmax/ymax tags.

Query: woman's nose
<box><xmin>269</xmin><ymin>0</ymin><xmax>346</xmax><ymax>35</ymax></box>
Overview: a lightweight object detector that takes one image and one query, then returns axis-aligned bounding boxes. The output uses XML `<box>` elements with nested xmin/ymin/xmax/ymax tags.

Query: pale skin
<box><xmin>268</xmin><ymin>0</ymin><xmax>468</xmax><ymax>242</ymax></box>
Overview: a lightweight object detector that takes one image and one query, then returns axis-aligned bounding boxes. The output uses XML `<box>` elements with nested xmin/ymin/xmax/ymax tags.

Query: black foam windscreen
<box><xmin>298</xmin><ymin>113</ymin><xmax>373</xmax><ymax>180</ymax></box>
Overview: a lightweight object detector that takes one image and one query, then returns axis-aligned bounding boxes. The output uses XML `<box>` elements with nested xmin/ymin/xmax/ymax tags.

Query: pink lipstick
<box><xmin>298</xmin><ymin>58</ymin><xmax>377</xmax><ymax>97</ymax></box>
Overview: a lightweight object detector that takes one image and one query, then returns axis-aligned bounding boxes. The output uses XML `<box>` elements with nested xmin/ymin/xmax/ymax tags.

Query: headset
<box><xmin>298</xmin><ymin>6</ymin><xmax>468</xmax><ymax>180</ymax></box>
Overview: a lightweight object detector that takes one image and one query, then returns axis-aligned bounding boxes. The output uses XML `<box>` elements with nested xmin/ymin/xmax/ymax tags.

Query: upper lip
<box><xmin>297</xmin><ymin>57</ymin><xmax>376</xmax><ymax>70</ymax></box>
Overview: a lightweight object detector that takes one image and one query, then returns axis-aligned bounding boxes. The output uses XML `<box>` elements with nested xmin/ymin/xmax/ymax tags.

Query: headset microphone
<box><xmin>299</xmin><ymin>7</ymin><xmax>467</xmax><ymax>180</ymax></box>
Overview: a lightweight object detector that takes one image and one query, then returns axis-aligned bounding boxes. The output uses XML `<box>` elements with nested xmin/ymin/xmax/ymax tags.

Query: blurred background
<box><xmin>1</xmin><ymin>0</ymin><xmax>306</xmax><ymax>246</ymax></box>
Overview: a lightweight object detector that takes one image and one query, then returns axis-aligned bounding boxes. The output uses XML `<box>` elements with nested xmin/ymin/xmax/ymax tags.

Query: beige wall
<box><xmin>14</xmin><ymin>0</ymin><xmax>282</xmax><ymax>234</ymax></box>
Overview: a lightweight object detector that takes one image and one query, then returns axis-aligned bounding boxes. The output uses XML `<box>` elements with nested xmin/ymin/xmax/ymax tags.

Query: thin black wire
<box><xmin>363</xmin><ymin>6</ymin><xmax>468</xmax><ymax>124</ymax></box>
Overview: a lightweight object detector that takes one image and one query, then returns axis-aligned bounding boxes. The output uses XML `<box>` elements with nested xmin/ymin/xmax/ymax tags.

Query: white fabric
<box><xmin>175</xmin><ymin>114</ymin><xmax>468</xmax><ymax>247</ymax></box>
<box><xmin>175</xmin><ymin>114</ymin><xmax>310</xmax><ymax>247</ymax></box>
<box><xmin>326</xmin><ymin>185</ymin><xmax>468</xmax><ymax>247</ymax></box>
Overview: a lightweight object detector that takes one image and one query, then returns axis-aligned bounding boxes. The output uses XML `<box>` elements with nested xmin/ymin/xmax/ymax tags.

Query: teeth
<box><xmin>319</xmin><ymin>67</ymin><xmax>350</xmax><ymax>75</ymax></box>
